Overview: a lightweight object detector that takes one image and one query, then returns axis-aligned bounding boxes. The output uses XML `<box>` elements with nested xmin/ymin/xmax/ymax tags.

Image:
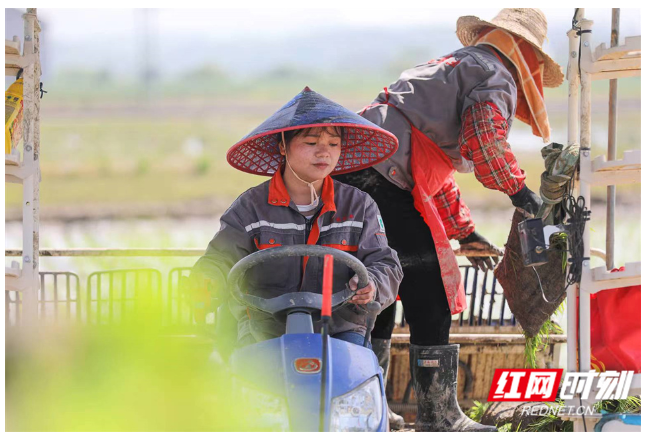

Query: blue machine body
<box><xmin>230</xmin><ymin>333</ymin><xmax>388</xmax><ymax>432</ymax></box>
<box><xmin>594</xmin><ymin>413</ymin><xmax>641</xmax><ymax>432</ymax></box>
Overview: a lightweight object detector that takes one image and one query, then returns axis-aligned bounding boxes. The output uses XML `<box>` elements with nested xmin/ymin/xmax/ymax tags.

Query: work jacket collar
<box><xmin>268</xmin><ymin>170</ymin><xmax>336</xmax><ymax>214</ymax></box>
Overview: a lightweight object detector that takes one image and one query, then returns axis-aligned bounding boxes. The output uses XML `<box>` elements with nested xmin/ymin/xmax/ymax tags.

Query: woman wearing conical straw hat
<box><xmin>334</xmin><ymin>8</ymin><xmax>564</xmax><ymax>432</ymax></box>
<box><xmin>191</xmin><ymin>87</ymin><xmax>403</xmax><ymax>352</ymax></box>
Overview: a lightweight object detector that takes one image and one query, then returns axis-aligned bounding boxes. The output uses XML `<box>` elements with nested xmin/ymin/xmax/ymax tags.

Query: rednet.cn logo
<box><xmin>488</xmin><ymin>369</ymin><xmax>635</xmax><ymax>402</ymax></box>
<box><xmin>488</xmin><ymin>369</ymin><xmax>563</xmax><ymax>402</ymax></box>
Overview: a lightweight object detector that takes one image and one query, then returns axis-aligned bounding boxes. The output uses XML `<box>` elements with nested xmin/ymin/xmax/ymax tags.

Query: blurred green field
<box><xmin>5</xmin><ymin>76</ymin><xmax>641</xmax><ymax>210</ymax></box>
<box><xmin>6</xmin><ymin>294</ymin><xmax>260</xmax><ymax>431</ymax></box>
<box><xmin>29</xmin><ymin>68</ymin><xmax>645</xmax><ymax>105</ymax></box>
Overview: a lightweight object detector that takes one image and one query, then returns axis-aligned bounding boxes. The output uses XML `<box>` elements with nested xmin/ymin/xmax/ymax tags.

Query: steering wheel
<box><xmin>227</xmin><ymin>245</ymin><xmax>370</xmax><ymax>320</ymax></box>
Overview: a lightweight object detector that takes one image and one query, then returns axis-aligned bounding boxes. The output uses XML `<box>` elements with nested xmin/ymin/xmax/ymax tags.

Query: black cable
<box><xmin>532</xmin><ymin>266</ymin><xmax>562</xmax><ymax>303</ymax></box>
<box><xmin>531</xmin><ymin>187</ymin><xmax>589</xmax><ymax>302</ymax></box>
<box><xmin>572</xmin><ymin>8</ymin><xmax>580</xmax><ymax>30</ymax></box>
<box><xmin>563</xmin><ymin>194</ymin><xmax>590</xmax><ymax>289</ymax></box>
<box><xmin>580</xmin><ymin>395</ymin><xmax>588</xmax><ymax>432</ymax></box>
<box><xmin>549</xmin><ymin>161</ymin><xmax>587</xmax><ymax>299</ymax></box>
<box><xmin>573</xmin><ymin>9</ymin><xmax>582</xmax><ymax>76</ymax></box>
<box><xmin>572</xmin><ymin>9</ymin><xmax>591</xmax><ymax>83</ymax></box>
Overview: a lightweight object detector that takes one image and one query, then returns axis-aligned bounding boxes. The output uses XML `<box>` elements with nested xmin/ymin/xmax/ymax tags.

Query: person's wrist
<box><xmin>509</xmin><ymin>184</ymin><xmax>541</xmax><ymax>216</ymax></box>
<box><xmin>508</xmin><ymin>184</ymin><xmax>530</xmax><ymax>207</ymax></box>
<box><xmin>459</xmin><ymin>230</ymin><xmax>485</xmax><ymax>245</ymax></box>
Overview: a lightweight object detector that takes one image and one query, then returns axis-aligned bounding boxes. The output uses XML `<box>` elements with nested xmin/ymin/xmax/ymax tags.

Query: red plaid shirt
<box><xmin>433</xmin><ymin>174</ymin><xmax>475</xmax><ymax>241</ymax></box>
<box><xmin>459</xmin><ymin>101</ymin><xmax>526</xmax><ymax>194</ymax></box>
<box><xmin>433</xmin><ymin>101</ymin><xmax>525</xmax><ymax>240</ymax></box>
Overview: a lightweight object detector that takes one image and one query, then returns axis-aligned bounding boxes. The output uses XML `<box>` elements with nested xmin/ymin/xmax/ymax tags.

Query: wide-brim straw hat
<box><xmin>456</xmin><ymin>8</ymin><xmax>564</xmax><ymax>87</ymax></box>
<box><xmin>227</xmin><ymin>87</ymin><xmax>398</xmax><ymax>176</ymax></box>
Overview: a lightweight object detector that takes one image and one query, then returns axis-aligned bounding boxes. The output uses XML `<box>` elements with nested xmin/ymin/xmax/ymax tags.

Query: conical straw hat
<box><xmin>227</xmin><ymin>87</ymin><xmax>399</xmax><ymax>176</ymax></box>
<box><xmin>456</xmin><ymin>8</ymin><xmax>564</xmax><ymax>87</ymax></box>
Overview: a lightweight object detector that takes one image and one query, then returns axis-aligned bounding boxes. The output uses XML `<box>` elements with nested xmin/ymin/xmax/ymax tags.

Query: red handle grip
<box><xmin>322</xmin><ymin>254</ymin><xmax>333</xmax><ymax>318</ymax></box>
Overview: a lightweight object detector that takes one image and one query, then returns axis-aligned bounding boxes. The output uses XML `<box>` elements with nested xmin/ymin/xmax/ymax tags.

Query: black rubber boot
<box><xmin>372</xmin><ymin>338</ymin><xmax>406</xmax><ymax>430</ymax></box>
<box><xmin>410</xmin><ymin>344</ymin><xmax>497</xmax><ymax>432</ymax></box>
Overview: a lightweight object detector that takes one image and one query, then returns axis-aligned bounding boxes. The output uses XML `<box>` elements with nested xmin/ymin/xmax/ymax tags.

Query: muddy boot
<box><xmin>372</xmin><ymin>338</ymin><xmax>405</xmax><ymax>430</ymax></box>
<box><xmin>410</xmin><ymin>344</ymin><xmax>497</xmax><ymax>432</ymax></box>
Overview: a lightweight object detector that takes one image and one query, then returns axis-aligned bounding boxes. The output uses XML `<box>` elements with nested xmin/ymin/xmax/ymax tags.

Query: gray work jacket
<box><xmin>364</xmin><ymin>45</ymin><xmax>518</xmax><ymax>191</ymax></box>
<box><xmin>193</xmin><ymin>171</ymin><xmax>403</xmax><ymax>344</ymax></box>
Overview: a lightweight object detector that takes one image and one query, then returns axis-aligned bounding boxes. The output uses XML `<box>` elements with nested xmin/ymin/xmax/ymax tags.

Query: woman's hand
<box><xmin>348</xmin><ymin>274</ymin><xmax>376</xmax><ymax>305</ymax></box>
<box><xmin>458</xmin><ymin>230</ymin><xmax>503</xmax><ymax>271</ymax></box>
<box><xmin>187</xmin><ymin>270</ymin><xmax>225</xmax><ymax>324</ymax></box>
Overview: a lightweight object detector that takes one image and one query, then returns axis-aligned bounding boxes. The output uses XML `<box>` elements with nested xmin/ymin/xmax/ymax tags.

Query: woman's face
<box><xmin>280</xmin><ymin>127</ymin><xmax>342</xmax><ymax>182</ymax></box>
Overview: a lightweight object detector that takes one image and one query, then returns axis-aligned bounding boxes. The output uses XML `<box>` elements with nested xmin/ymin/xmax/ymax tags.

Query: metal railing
<box><xmin>86</xmin><ymin>268</ymin><xmax>163</xmax><ymax>325</ymax></box>
<box><xmin>459</xmin><ymin>265</ymin><xmax>514</xmax><ymax>327</ymax></box>
<box><xmin>6</xmin><ymin>271</ymin><xmax>81</xmax><ymax>326</ymax></box>
<box><xmin>396</xmin><ymin>265</ymin><xmax>515</xmax><ymax>330</ymax></box>
<box><xmin>6</xmin><ymin>249</ymin><xmax>513</xmax><ymax>329</ymax></box>
<box><xmin>167</xmin><ymin>267</ymin><xmax>193</xmax><ymax>327</ymax></box>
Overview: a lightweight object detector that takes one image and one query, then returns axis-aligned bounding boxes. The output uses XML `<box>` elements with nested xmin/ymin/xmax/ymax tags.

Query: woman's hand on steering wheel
<box><xmin>348</xmin><ymin>275</ymin><xmax>376</xmax><ymax>305</ymax></box>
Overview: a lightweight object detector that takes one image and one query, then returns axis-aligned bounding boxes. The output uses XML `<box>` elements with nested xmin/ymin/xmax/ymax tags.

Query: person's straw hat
<box><xmin>456</xmin><ymin>8</ymin><xmax>564</xmax><ymax>87</ymax></box>
<box><xmin>227</xmin><ymin>87</ymin><xmax>398</xmax><ymax>176</ymax></box>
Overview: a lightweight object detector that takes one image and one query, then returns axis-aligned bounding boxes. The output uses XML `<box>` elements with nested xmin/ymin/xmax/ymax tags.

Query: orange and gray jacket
<box><xmin>193</xmin><ymin>171</ymin><xmax>403</xmax><ymax>344</ymax></box>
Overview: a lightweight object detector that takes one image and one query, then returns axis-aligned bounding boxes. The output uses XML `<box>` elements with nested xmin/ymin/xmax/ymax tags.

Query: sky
<box><xmin>35</xmin><ymin>8</ymin><xmax>640</xmax><ymax>41</ymax></box>
<box><xmin>5</xmin><ymin>8</ymin><xmax>642</xmax><ymax>80</ymax></box>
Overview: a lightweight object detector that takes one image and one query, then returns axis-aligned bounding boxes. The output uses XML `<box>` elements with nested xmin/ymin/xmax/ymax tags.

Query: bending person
<box><xmin>334</xmin><ymin>8</ymin><xmax>563</xmax><ymax>432</ymax></box>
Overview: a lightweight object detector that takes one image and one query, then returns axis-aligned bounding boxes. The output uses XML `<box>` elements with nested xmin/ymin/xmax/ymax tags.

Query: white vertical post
<box><xmin>20</xmin><ymin>9</ymin><xmax>39</xmax><ymax>326</ymax></box>
<box><xmin>567</xmin><ymin>28</ymin><xmax>581</xmax><ymax>147</ymax></box>
<box><xmin>578</xmin><ymin>18</ymin><xmax>594</xmax><ymax>375</ymax></box>
<box><xmin>565</xmin><ymin>25</ymin><xmax>581</xmax><ymax>374</ymax></box>
<box><xmin>606</xmin><ymin>9</ymin><xmax>620</xmax><ymax>271</ymax></box>
<box><xmin>33</xmin><ymin>7</ymin><xmax>42</xmax><ymax>324</ymax></box>
<box><xmin>23</xmin><ymin>25</ymin><xmax>35</xmax><ymax>322</ymax></box>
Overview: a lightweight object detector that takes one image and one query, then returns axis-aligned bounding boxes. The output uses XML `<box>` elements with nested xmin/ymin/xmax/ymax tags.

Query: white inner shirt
<box><xmin>296</xmin><ymin>199</ymin><xmax>320</xmax><ymax>220</ymax></box>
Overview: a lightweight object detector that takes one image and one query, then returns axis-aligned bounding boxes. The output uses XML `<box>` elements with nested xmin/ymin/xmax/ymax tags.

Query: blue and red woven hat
<box><xmin>227</xmin><ymin>87</ymin><xmax>398</xmax><ymax>176</ymax></box>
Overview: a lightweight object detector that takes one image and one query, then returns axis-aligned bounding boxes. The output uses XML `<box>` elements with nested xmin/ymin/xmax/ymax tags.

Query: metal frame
<box><xmin>566</xmin><ymin>8</ymin><xmax>641</xmax><ymax>431</ymax></box>
<box><xmin>5</xmin><ymin>8</ymin><xmax>41</xmax><ymax>325</ymax></box>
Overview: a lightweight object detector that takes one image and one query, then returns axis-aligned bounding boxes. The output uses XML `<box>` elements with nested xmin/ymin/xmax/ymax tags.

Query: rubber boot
<box><xmin>372</xmin><ymin>338</ymin><xmax>405</xmax><ymax>430</ymax></box>
<box><xmin>409</xmin><ymin>344</ymin><xmax>497</xmax><ymax>432</ymax></box>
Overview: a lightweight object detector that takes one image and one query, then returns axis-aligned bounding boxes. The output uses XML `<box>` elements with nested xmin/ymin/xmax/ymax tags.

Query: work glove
<box><xmin>509</xmin><ymin>184</ymin><xmax>542</xmax><ymax>217</ymax></box>
<box><xmin>458</xmin><ymin>230</ymin><xmax>503</xmax><ymax>272</ymax></box>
